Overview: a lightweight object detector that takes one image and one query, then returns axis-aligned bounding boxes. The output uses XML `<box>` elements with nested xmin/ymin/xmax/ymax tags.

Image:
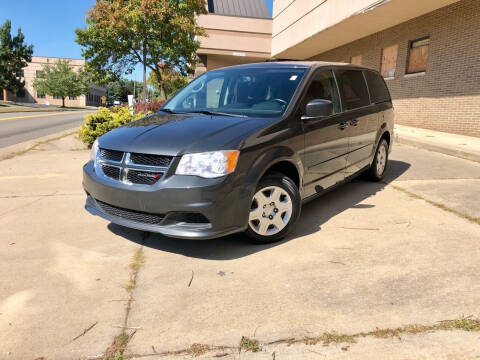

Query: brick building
<box><xmin>197</xmin><ymin>0</ymin><xmax>480</xmax><ymax>137</ymax></box>
<box><xmin>2</xmin><ymin>56</ymin><xmax>106</xmax><ymax>107</ymax></box>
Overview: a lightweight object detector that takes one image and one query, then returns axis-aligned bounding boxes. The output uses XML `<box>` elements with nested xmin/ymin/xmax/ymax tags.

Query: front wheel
<box><xmin>245</xmin><ymin>172</ymin><xmax>301</xmax><ymax>244</ymax></box>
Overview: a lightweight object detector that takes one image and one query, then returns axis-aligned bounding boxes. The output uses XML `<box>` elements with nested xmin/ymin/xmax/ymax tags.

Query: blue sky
<box><xmin>1</xmin><ymin>0</ymin><xmax>273</xmax><ymax>79</ymax></box>
<box><xmin>265</xmin><ymin>0</ymin><xmax>273</xmax><ymax>16</ymax></box>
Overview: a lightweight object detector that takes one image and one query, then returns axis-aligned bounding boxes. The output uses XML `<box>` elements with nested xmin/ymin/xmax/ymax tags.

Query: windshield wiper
<box><xmin>186</xmin><ymin>110</ymin><xmax>247</xmax><ymax>118</ymax></box>
<box><xmin>159</xmin><ymin>108</ymin><xmax>181</xmax><ymax>114</ymax></box>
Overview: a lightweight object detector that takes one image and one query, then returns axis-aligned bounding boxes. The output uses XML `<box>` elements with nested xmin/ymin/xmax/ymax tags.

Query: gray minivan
<box><xmin>83</xmin><ymin>62</ymin><xmax>393</xmax><ymax>243</ymax></box>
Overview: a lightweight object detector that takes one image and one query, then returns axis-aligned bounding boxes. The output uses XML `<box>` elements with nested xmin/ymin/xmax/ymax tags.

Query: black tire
<box><xmin>245</xmin><ymin>172</ymin><xmax>301</xmax><ymax>244</ymax></box>
<box><xmin>366</xmin><ymin>138</ymin><xmax>389</xmax><ymax>181</ymax></box>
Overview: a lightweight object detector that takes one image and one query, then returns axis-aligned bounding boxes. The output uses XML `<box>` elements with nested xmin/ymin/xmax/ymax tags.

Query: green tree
<box><xmin>147</xmin><ymin>64</ymin><xmax>188</xmax><ymax>100</ymax></box>
<box><xmin>0</xmin><ymin>20</ymin><xmax>33</xmax><ymax>101</ymax></box>
<box><xmin>75</xmin><ymin>0</ymin><xmax>206</xmax><ymax>102</ymax></box>
<box><xmin>33</xmin><ymin>59</ymin><xmax>89</xmax><ymax>107</ymax></box>
<box><xmin>106</xmin><ymin>79</ymin><xmax>143</xmax><ymax>103</ymax></box>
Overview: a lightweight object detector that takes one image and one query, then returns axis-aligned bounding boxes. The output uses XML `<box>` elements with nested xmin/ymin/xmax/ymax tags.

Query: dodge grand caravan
<box><xmin>83</xmin><ymin>62</ymin><xmax>393</xmax><ymax>243</ymax></box>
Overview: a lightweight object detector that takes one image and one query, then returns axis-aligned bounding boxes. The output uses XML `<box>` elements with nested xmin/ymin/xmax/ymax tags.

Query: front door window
<box><xmin>302</xmin><ymin>70</ymin><xmax>341</xmax><ymax>114</ymax></box>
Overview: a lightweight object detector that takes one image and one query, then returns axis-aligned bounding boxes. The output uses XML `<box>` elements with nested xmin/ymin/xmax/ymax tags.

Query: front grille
<box><xmin>102</xmin><ymin>165</ymin><xmax>121</xmax><ymax>180</ymax></box>
<box><xmin>100</xmin><ymin>148</ymin><xmax>124</xmax><ymax>162</ymax></box>
<box><xmin>130</xmin><ymin>153</ymin><xmax>172</xmax><ymax>167</ymax></box>
<box><xmin>127</xmin><ymin>170</ymin><xmax>163</xmax><ymax>185</ymax></box>
<box><xmin>96</xmin><ymin>199</ymin><xmax>165</xmax><ymax>225</ymax></box>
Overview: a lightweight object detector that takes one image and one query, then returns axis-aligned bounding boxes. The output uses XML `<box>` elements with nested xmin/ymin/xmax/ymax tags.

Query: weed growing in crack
<box><xmin>304</xmin><ymin>332</ymin><xmax>356</xmax><ymax>346</ymax></box>
<box><xmin>240</xmin><ymin>336</ymin><xmax>261</xmax><ymax>352</ymax></box>
<box><xmin>102</xmin><ymin>246</ymin><xmax>145</xmax><ymax>360</ymax></box>
<box><xmin>129</xmin><ymin>247</ymin><xmax>145</xmax><ymax>274</ymax></box>
<box><xmin>389</xmin><ymin>184</ymin><xmax>480</xmax><ymax>225</ymax></box>
<box><xmin>436</xmin><ymin>316</ymin><xmax>480</xmax><ymax>332</ymax></box>
<box><xmin>104</xmin><ymin>332</ymin><xmax>133</xmax><ymax>360</ymax></box>
<box><xmin>358</xmin><ymin>316</ymin><xmax>480</xmax><ymax>340</ymax></box>
<box><xmin>123</xmin><ymin>279</ymin><xmax>135</xmax><ymax>292</ymax></box>
<box><xmin>187</xmin><ymin>343</ymin><xmax>210</xmax><ymax>357</ymax></box>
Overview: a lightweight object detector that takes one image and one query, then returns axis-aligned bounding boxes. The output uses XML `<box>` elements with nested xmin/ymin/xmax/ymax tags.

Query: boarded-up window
<box><xmin>407</xmin><ymin>37</ymin><xmax>429</xmax><ymax>74</ymax></box>
<box><xmin>350</xmin><ymin>55</ymin><xmax>362</xmax><ymax>65</ymax></box>
<box><xmin>380</xmin><ymin>45</ymin><xmax>398</xmax><ymax>78</ymax></box>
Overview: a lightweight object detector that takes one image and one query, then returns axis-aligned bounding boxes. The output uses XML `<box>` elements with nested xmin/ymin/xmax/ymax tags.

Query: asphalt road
<box><xmin>0</xmin><ymin>110</ymin><xmax>94</xmax><ymax>148</ymax></box>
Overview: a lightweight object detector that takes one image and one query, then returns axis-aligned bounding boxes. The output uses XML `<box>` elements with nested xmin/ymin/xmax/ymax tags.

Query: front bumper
<box><xmin>83</xmin><ymin>161</ymin><xmax>249</xmax><ymax>239</ymax></box>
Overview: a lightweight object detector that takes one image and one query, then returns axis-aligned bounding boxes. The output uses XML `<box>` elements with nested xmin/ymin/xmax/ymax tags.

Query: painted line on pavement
<box><xmin>0</xmin><ymin>111</ymin><xmax>92</xmax><ymax>122</ymax></box>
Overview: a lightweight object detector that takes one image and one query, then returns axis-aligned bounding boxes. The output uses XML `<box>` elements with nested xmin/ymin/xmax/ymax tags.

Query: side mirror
<box><xmin>302</xmin><ymin>99</ymin><xmax>333</xmax><ymax>120</ymax></box>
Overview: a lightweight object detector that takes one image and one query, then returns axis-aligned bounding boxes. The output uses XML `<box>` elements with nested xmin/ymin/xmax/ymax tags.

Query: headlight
<box><xmin>90</xmin><ymin>139</ymin><xmax>99</xmax><ymax>161</ymax></box>
<box><xmin>176</xmin><ymin>150</ymin><xmax>239</xmax><ymax>178</ymax></box>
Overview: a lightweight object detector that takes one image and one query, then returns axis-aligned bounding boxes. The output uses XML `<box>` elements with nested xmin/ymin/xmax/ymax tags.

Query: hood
<box><xmin>98</xmin><ymin>112</ymin><xmax>269</xmax><ymax>156</ymax></box>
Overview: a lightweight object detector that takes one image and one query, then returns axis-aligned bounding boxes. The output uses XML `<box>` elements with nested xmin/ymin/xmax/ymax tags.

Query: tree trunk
<box><xmin>2</xmin><ymin>89</ymin><xmax>7</xmax><ymax>101</ymax></box>
<box><xmin>155</xmin><ymin>70</ymin><xmax>165</xmax><ymax>100</ymax></box>
<box><xmin>160</xmin><ymin>83</ymin><xmax>165</xmax><ymax>101</ymax></box>
<box><xmin>62</xmin><ymin>97</ymin><xmax>65</xmax><ymax>108</ymax></box>
<box><xmin>142</xmin><ymin>45</ymin><xmax>147</xmax><ymax>102</ymax></box>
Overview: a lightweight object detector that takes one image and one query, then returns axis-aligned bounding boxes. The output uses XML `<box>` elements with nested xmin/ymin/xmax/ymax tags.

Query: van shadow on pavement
<box><xmin>108</xmin><ymin>160</ymin><xmax>410</xmax><ymax>260</ymax></box>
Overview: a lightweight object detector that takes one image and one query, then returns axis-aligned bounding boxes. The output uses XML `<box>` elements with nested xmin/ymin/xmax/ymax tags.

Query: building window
<box><xmin>350</xmin><ymin>55</ymin><xmax>362</xmax><ymax>65</ymax></box>
<box><xmin>69</xmin><ymin>96</ymin><xmax>77</xmax><ymax>100</ymax></box>
<box><xmin>37</xmin><ymin>92</ymin><xmax>45</xmax><ymax>99</ymax></box>
<box><xmin>207</xmin><ymin>0</ymin><xmax>214</xmax><ymax>13</ymax></box>
<box><xmin>197</xmin><ymin>54</ymin><xmax>208</xmax><ymax>67</ymax></box>
<box><xmin>380</xmin><ymin>44</ymin><xmax>398</xmax><ymax>79</ymax></box>
<box><xmin>53</xmin><ymin>95</ymin><xmax>62</xmax><ymax>99</ymax></box>
<box><xmin>407</xmin><ymin>37</ymin><xmax>430</xmax><ymax>74</ymax></box>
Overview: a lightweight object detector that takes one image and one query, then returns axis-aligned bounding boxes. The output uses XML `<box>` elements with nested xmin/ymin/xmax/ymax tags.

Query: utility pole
<box><xmin>133</xmin><ymin>75</ymin><xmax>136</xmax><ymax>101</ymax></box>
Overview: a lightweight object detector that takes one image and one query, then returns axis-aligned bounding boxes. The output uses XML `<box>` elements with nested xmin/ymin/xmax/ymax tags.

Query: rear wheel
<box><xmin>366</xmin><ymin>138</ymin><xmax>389</xmax><ymax>181</ymax></box>
<box><xmin>245</xmin><ymin>173</ymin><xmax>301</xmax><ymax>244</ymax></box>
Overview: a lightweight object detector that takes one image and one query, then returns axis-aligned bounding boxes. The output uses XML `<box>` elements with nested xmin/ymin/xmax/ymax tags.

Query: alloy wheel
<box><xmin>248</xmin><ymin>186</ymin><xmax>293</xmax><ymax>236</ymax></box>
<box><xmin>376</xmin><ymin>143</ymin><xmax>387</xmax><ymax>175</ymax></box>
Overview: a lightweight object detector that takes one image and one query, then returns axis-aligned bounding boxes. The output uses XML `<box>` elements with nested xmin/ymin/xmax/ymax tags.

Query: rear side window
<box><xmin>335</xmin><ymin>69</ymin><xmax>370</xmax><ymax>110</ymax></box>
<box><xmin>364</xmin><ymin>70</ymin><xmax>391</xmax><ymax>104</ymax></box>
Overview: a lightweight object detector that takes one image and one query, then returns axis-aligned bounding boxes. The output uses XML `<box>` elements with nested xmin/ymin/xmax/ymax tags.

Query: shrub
<box><xmin>134</xmin><ymin>99</ymin><xmax>166</xmax><ymax>114</ymax></box>
<box><xmin>79</xmin><ymin>106</ymin><xmax>144</xmax><ymax>147</ymax></box>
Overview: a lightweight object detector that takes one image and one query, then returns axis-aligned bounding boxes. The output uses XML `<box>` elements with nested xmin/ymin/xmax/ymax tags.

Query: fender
<box><xmin>234</xmin><ymin>146</ymin><xmax>304</xmax><ymax>226</ymax></box>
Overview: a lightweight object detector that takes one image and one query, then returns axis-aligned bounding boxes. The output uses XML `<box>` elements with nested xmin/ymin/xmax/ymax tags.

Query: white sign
<box><xmin>233</xmin><ymin>52</ymin><xmax>246</xmax><ymax>57</ymax></box>
<box><xmin>128</xmin><ymin>95</ymin><xmax>134</xmax><ymax>115</ymax></box>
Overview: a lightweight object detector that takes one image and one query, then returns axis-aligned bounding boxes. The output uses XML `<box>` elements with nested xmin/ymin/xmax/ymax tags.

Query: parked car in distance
<box><xmin>83</xmin><ymin>62</ymin><xmax>394</xmax><ymax>243</ymax></box>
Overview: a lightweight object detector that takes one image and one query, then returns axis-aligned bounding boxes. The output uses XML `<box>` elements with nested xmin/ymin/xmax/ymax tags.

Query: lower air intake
<box><xmin>95</xmin><ymin>199</ymin><xmax>165</xmax><ymax>225</ymax></box>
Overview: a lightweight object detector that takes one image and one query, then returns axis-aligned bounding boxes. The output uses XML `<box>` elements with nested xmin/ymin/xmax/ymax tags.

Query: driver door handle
<box><xmin>338</xmin><ymin>122</ymin><xmax>348</xmax><ymax>130</ymax></box>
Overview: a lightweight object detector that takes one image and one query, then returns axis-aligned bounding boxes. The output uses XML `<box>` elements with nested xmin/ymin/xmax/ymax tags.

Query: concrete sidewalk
<box><xmin>394</xmin><ymin>124</ymin><xmax>480</xmax><ymax>162</ymax></box>
<box><xmin>1</xmin><ymin>134</ymin><xmax>480</xmax><ymax>359</ymax></box>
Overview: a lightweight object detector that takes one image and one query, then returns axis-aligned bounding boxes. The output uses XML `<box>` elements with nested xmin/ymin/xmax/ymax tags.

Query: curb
<box><xmin>0</xmin><ymin>108</ymin><xmax>96</xmax><ymax>114</ymax></box>
<box><xmin>394</xmin><ymin>134</ymin><xmax>480</xmax><ymax>163</ymax></box>
<box><xmin>0</xmin><ymin>129</ymin><xmax>79</xmax><ymax>161</ymax></box>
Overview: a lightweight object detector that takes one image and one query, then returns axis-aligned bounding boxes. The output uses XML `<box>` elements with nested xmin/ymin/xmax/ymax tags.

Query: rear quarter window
<box><xmin>364</xmin><ymin>70</ymin><xmax>391</xmax><ymax>104</ymax></box>
<box><xmin>335</xmin><ymin>69</ymin><xmax>370</xmax><ymax>110</ymax></box>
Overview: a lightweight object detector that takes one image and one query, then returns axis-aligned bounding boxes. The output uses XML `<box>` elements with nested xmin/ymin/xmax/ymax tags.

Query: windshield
<box><xmin>163</xmin><ymin>67</ymin><xmax>307</xmax><ymax>118</ymax></box>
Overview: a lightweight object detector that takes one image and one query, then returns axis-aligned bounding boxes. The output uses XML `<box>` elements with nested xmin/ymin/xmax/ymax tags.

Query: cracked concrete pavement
<box><xmin>0</xmin><ymin>134</ymin><xmax>479</xmax><ymax>359</ymax></box>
